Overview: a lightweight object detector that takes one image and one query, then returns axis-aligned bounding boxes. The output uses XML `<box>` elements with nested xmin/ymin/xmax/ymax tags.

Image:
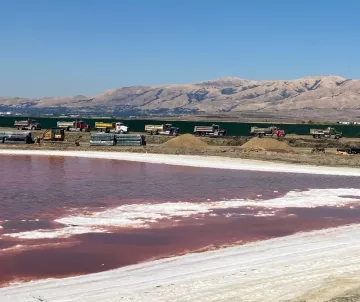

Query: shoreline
<box><xmin>2</xmin><ymin>149</ymin><xmax>360</xmax><ymax>301</ymax></box>
<box><xmin>2</xmin><ymin>224</ymin><xmax>360</xmax><ymax>301</ymax></box>
<box><xmin>1</xmin><ymin>149</ymin><xmax>360</xmax><ymax>176</ymax></box>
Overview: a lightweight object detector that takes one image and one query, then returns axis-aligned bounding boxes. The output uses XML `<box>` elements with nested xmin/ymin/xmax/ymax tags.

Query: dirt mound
<box><xmin>240</xmin><ymin>137</ymin><xmax>294</xmax><ymax>153</ymax></box>
<box><xmin>162</xmin><ymin>134</ymin><xmax>209</xmax><ymax>150</ymax></box>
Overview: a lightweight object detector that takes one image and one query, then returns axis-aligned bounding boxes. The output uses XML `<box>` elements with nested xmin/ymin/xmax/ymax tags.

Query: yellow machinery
<box><xmin>336</xmin><ymin>150</ymin><xmax>349</xmax><ymax>155</ymax></box>
<box><xmin>95</xmin><ymin>122</ymin><xmax>114</xmax><ymax>132</ymax></box>
<box><xmin>42</xmin><ymin>128</ymin><xmax>65</xmax><ymax>142</ymax></box>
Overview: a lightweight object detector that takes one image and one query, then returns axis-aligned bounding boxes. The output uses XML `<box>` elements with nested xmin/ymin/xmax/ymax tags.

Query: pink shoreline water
<box><xmin>1</xmin><ymin>155</ymin><xmax>360</xmax><ymax>287</ymax></box>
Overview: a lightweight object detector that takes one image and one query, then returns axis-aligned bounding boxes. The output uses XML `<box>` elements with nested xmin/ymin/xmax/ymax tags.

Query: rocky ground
<box><xmin>1</xmin><ymin>129</ymin><xmax>360</xmax><ymax>168</ymax></box>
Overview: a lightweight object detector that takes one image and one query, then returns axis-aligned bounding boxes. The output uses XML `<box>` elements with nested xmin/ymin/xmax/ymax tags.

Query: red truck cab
<box><xmin>75</xmin><ymin>121</ymin><xmax>90</xmax><ymax>132</ymax></box>
<box><xmin>275</xmin><ymin>129</ymin><xmax>286</xmax><ymax>137</ymax></box>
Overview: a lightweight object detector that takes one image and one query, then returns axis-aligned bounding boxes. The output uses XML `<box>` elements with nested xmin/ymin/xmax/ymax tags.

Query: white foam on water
<box><xmin>3</xmin><ymin>188</ymin><xmax>360</xmax><ymax>240</ymax></box>
<box><xmin>3</xmin><ymin>226</ymin><xmax>105</xmax><ymax>239</ymax></box>
<box><xmin>53</xmin><ymin>188</ymin><xmax>360</xmax><ymax>229</ymax></box>
<box><xmin>0</xmin><ymin>244</ymin><xmax>24</xmax><ymax>252</ymax></box>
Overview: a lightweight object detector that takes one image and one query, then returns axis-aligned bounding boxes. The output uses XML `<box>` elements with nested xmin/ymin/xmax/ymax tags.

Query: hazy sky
<box><xmin>0</xmin><ymin>0</ymin><xmax>359</xmax><ymax>97</ymax></box>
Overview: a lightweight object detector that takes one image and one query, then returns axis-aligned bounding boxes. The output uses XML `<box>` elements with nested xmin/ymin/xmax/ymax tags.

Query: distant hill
<box><xmin>1</xmin><ymin>75</ymin><xmax>360</xmax><ymax>120</ymax></box>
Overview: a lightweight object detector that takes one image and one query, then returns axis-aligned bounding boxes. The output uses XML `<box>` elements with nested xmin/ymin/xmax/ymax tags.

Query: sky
<box><xmin>0</xmin><ymin>0</ymin><xmax>359</xmax><ymax>97</ymax></box>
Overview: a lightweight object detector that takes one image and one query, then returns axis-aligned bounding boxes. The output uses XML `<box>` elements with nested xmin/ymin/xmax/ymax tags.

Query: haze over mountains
<box><xmin>1</xmin><ymin>75</ymin><xmax>360</xmax><ymax>120</ymax></box>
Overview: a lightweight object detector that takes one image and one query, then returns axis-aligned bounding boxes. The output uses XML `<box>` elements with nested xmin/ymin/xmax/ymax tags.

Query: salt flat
<box><xmin>1</xmin><ymin>149</ymin><xmax>360</xmax><ymax>176</ymax></box>
<box><xmin>1</xmin><ymin>224</ymin><xmax>360</xmax><ymax>301</ymax></box>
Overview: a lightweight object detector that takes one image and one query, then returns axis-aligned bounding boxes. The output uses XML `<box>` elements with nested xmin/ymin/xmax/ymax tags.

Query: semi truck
<box><xmin>310</xmin><ymin>127</ymin><xmax>342</xmax><ymax>139</ymax></box>
<box><xmin>95</xmin><ymin>122</ymin><xmax>129</xmax><ymax>134</ymax></box>
<box><xmin>193</xmin><ymin>124</ymin><xmax>226</xmax><ymax>136</ymax></box>
<box><xmin>57</xmin><ymin>120</ymin><xmax>90</xmax><ymax>132</ymax></box>
<box><xmin>145</xmin><ymin>124</ymin><xmax>179</xmax><ymax>136</ymax></box>
<box><xmin>250</xmin><ymin>126</ymin><xmax>286</xmax><ymax>138</ymax></box>
<box><xmin>14</xmin><ymin>119</ymin><xmax>41</xmax><ymax>130</ymax></box>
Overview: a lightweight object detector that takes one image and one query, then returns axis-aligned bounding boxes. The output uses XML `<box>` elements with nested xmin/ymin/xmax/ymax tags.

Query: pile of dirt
<box><xmin>162</xmin><ymin>134</ymin><xmax>209</xmax><ymax>150</ymax></box>
<box><xmin>240</xmin><ymin>137</ymin><xmax>294</xmax><ymax>153</ymax></box>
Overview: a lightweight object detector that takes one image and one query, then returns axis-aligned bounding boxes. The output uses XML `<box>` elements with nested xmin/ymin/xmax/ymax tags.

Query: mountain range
<box><xmin>1</xmin><ymin>75</ymin><xmax>360</xmax><ymax>121</ymax></box>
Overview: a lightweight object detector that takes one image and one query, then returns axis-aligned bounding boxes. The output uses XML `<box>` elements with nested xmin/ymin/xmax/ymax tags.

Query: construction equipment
<box><xmin>336</xmin><ymin>148</ymin><xmax>360</xmax><ymax>155</ymax></box>
<box><xmin>95</xmin><ymin>122</ymin><xmax>129</xmax><ymax>133</ymax></box>
<box><xmin>310</xmin><ymin>127</ymin><xmax>342</xmax><ymax>139</ymax></box>
<box><xmin>90</xmin><ymin>133</ymin><xmax>146</xmax><ymax>146</ymax></box>
<box><xmin>145</xmin><ymin>124</ymin><xmax>179</xmax><ymax>136</ymax></box>
<box><xmin>14</xmin><ymin>119</ymin><xmax>41</xmax><ymax>130</ymax></box>
<box><xmin>57</xmin><ymin>120</ymin><xmax>90</xmax><ymax>132</ymax></box>
<box><xmin>0</xmin><ymin>131</ymin><xmax>34</xmax><ymax>144</ymax></box>
<box><xmin>250</xmin><ymin>126</ymin><xmax>286</xmax><ymax>138</ymax></box>
<box><xmin>193</xmin><ymin>124</ymin><xmax>226</xmax><ymax>136</ymax></box>
<box><xmin>42</xmin><ymin>128</ymin><xmax>65</xmax><ymax>142</ymax></box>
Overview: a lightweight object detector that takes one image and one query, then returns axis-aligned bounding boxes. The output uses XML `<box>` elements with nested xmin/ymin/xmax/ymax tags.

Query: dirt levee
<box><xmin>241</xmin><ymin>137</ymin><xmax>294</xmax><ymax>153</ymax></box>
<box><xmin>162</xmin><ymin>134</ymin><xmax>209</xmax><ymax>150</ymax></box>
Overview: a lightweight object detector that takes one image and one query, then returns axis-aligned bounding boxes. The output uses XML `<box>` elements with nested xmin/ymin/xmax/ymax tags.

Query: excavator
<box><xmin>41</xmin><ymin>128</ymin><xmax>65</xmax><ymax>142</ymax></box>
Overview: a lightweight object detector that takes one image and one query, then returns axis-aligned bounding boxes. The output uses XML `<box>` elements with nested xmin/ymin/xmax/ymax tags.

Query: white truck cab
<box><xmin>113</xmin><ymin>122</ymin><xmax>129</xmax><ymax>134</ymax></box>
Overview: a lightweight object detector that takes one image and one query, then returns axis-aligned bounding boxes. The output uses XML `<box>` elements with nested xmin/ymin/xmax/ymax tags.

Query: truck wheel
<box><xmin>201</xmin><ymin>132</ymin><xmax>205</xmax><ymax>136</ymax></box>
<box><xmin>31</xmin><ymin>126</ymin><xmax>36</xmax><ymax>130</ymax></box>
<box><xmin>195</xmin><ymin>132</ymin><xmax>200</xmax><ymax>136</ymax></box>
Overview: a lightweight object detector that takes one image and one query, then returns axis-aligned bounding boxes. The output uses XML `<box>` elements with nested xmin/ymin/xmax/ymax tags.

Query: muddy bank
<box><xmin>3</xmin><ymin>127</ymin><xmax>360</xmax><ymax>148</ymax></box>
<box><xmin>2</xmin><ymin>128</ymin><xmax>360</xmax><ymax>168</ymax></box>
<box><xmin>1</xmin><ymin>141</ymin><xmax>360</xmax><ymax>169</ymax></box>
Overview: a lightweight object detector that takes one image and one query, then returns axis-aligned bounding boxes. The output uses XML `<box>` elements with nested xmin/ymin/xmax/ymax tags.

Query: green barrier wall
<box><xmin>1</xmin><ymin>116</ymin><xmax>360</xmax><ymax>137</ymax></box>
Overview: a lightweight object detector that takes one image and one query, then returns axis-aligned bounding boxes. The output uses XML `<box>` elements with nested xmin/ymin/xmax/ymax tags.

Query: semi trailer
<box><xmin>95</xmin><ymin>122</ymin><xmax>129</xmax><ymax>134</ymax></box>
<box><xmin>310</xmin><ymin>127</ymin><xmax>342</xmax><ymax>139</ymax></box>
<box><xmin>57</xmin><ymin>120</ymin><xmax>90</xmax><ymax>132</ymax></box>
<box><xmin>193</xmin><ymin>124</ymin><xmax>226</xmax><ymax>136</ymax></box>
<box><xmin>14</xmin><ymin>119</ymin><xmax>41</xmax><ymax>130</ymax></box>
<box><xmin>145</xmin><ymin>124</ymin><xmax>179</xmax><ymax>136</ymax></box>
<box><xmin>250</xmin><ymin>126</ymin><xmax>286</xmax><ymax>138</ymax></box>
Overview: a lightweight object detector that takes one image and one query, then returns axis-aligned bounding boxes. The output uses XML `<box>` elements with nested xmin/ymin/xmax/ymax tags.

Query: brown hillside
<box><xmin>2</xmin><ymin>76</ymin><xmax>360</xmax><ymax>121</ymax></box>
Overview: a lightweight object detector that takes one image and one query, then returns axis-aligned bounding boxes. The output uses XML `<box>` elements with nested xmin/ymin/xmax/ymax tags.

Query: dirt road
<box><xmin>1</xmin><ymin>128</ymin><xmax>360</xmax><ymax>168</ymax></box>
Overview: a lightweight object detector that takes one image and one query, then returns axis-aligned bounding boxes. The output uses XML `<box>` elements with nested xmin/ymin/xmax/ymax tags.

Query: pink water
<box><xmin>1</xmin><ymin>155</ymin><xmax>360</xmax><ymax>286</ymax></box>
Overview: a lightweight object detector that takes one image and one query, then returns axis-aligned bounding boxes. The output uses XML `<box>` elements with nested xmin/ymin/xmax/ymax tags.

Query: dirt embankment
<box><xmin>2</xmin><ymin>128</ymin><xmax>360</xmax><ymax>168</ymax></box>
<box><xmin>2</xmin><ymin>137</ymin><xmax>360</xmax><ymax>169</ymax></box>
<box><xmin>2</xmin><ymin>128</ymin><xmax>360</xmax><ymax>149</ymax></box>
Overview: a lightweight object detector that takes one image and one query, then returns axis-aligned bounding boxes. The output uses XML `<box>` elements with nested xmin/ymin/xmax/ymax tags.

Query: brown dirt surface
<box><xmin>161</xmin><ymin>134</ymin><xmax>209</xmax><ymax>150</ymax></box>
<box><xmin>240</xmin><ymin>137</ymin><xmax>294</xmax><ymax>153</ymax></box>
